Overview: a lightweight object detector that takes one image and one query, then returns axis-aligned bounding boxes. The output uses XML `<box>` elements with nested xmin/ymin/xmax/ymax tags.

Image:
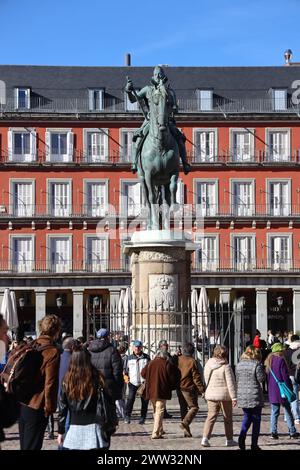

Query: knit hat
<box><xmin>271</xmin><ymin>342</ymin><xmax>285</xmax><ymax>353</ymax></box>
<box><xmin>96</xmin><ymin>328</ymin><xmax>109</xmax><ymax>339</ymax></box>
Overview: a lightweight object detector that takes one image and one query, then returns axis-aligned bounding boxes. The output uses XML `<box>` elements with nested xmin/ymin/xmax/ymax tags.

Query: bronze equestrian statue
<box><xmin>125</xmin><ymin>66</ymin><xmax>190</xmax><ymax>229</ymax></box>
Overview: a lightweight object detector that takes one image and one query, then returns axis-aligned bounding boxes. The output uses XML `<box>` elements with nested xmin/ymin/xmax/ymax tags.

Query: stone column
<box><xmin>35</xmin><ymin>289</ymin><xmax>47</xmax><ymax>335</ymax></box>
<box><xmin>256</xmin><ymin>288</ymin><xmax>268</xmax><ymax>340</ymax></box>
<box><xmin>293</xmin><ymin>289</ymin><xmax>300</xmax><ymax>334</ymax></box>
<box><xmin>73</xmin><ymin>289</ymin><xmax>84</xmax><ymax>339</ymax></box>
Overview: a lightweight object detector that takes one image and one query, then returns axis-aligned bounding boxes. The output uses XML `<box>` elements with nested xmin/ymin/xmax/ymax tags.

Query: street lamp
<box><xmin>56</xmin><ymin>296</ymin><xmax>63</xmax><ymax>309</ymax></box>
<box><xmin>19</xmin><ymin>297</ymin><xmax>25</xmax><ymax>309</ymax></box>
<box><xmin>92</xmin><ymin>296</ymin><xmax>100</xmax><ymax>336</ymax></box>
<box><xmin>277</xmin><ymin>296</ymin><xmax>284</xmax><ymax>308</ymax></box>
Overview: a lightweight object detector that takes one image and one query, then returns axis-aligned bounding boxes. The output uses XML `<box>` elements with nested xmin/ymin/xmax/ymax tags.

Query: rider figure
<box><xmin>125</xmin><ymin>66</ymin><xmax>191</xmax><ymax>175</ymax></box>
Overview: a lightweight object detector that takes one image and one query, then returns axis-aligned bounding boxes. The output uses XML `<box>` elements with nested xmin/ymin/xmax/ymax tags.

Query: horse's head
<box><xmin>150</xmin><ymin>82</ymin><xmax>170</xmax><ymax>136</ymax></box>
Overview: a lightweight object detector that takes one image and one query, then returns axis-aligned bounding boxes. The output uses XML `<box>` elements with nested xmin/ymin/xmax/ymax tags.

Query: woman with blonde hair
<box><xmin>236</xmin><ymin>346</ymin><xmax>265</xmax><ymax>450</ymax></box>
<box><xmin>201</xmin><ymin>345</ymin><xmax>237</xmax><ymax>447</ymax></box>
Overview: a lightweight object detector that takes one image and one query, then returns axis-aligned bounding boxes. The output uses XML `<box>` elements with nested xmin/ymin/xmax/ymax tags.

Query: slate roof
<box><xmin>0</xmin><ymin>65</ymin><xmax>300</xmax><ymax>101</ymax></box>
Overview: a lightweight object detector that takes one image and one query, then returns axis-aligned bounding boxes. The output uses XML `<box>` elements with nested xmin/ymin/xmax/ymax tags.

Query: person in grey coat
<box><xmin>236</xmin><ymin>345</ymin><xmax>265</xmax><ymax>451</ymax></box>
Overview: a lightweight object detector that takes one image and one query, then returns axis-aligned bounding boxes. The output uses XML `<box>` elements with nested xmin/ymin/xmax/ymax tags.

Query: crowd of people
<box><xmin>0</xmin><ymin>313</ymin><xmax>300</xmax><ymax>451</ymax></box>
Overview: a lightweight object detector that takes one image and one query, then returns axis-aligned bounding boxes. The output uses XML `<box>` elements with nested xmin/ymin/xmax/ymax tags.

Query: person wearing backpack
<box><xmin>265</xmin><ymin>342</ymin><xmax>299</xmax><ymax>440</ymax></box>
<box><xmin>18</xmin><ymin>314</ymin><xmax>61</xmax><ymax>450</ymax></box>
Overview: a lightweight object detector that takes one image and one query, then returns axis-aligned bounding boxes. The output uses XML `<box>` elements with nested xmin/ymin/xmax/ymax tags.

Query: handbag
<box><xmin>0</xmin><ymin>382</ymin><xmax>19</xmax><ymax>428</ymax></box>
<box><xmin>136</xmin><ymin>382</ymin><xmax>146</xmax><ymax>397</ymax></box>
<box><xmin>270</xmin><ymin>368</ymin><xmax>297</xmax><ymax>402</ymax></box>
<box><xmin>96</xmin><ymin>385</ymin><xmax>119</xmax><ymax>436</ymax></box>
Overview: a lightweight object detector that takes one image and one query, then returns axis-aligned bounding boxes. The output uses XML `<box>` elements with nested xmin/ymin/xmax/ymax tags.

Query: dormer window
<box><xmin>14</xmin><ymin>88</ymin><xmax>30</xmax><ymax>109</ymax></box>
<box><xmin>196</xmin><ymin>89</ymin><xmax>213</xmax><ymax>111</ymax></box>
<box><xmin>88</xmin><ymin>89</ymin><xmax>104</xmax><ymax>111</ymax></box>
<box><xmin>272</xmin><ymin>89</ymin><xmax>287</xmax><ymax>111</ymax></box>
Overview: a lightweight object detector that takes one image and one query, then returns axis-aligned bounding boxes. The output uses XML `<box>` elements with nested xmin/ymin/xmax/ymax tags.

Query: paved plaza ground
<box><xmin>2</xmin><ymin>396</ymin><xmax>300</xmax><ymax>451</ymax></box>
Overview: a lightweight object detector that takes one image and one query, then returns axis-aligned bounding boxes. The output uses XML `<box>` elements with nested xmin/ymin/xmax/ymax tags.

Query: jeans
<box><xmin>284</xmin><ymin>380</ymin><xmax>300</xmax><ymax>421</ymax></box>
<box><xmin>125</xmin><ymin>383</ymin><xmax>149</xmax><ymax>418</ymax></box>
<box><xmin>240</xmin><ymin>407</ymin><xmax>262</xmax><ymax>447</ymax></box>
<box><xmin>271</xmin><ymin>402</ymin><xmax>296</xmax><ymax>435</ymax></box>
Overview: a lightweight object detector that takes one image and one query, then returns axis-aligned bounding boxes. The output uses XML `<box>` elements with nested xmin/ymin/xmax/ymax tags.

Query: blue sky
<box><xmin>1</xmin><ymin>0</ymin><xmax>300</xmax><ymax>66</ymax></box>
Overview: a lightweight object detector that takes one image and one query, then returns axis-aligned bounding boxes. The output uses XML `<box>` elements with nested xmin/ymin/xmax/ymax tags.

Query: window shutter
<box><xmin>30</xmin><ymin>130</ymin><xmax>37</xmax><ymax>161</ymax></box>
<box><xmin>67</xmin><ymin>131</ymin><xmax>73</xmax><ymax>162</ymax></box>
<box><xmin>8</xmin><ymin>130</ymin><xmax>13</xmax><ymax>161</ymax></box>
<box><xmin>200</xmin><ymin>132</ymin><xmax>206</xmax><ymax>161</ymax></box>
<box><xmin>88</xmin><ymin>90</ymin><xmax>94</xmax><ymax>111</ymax></box>
<box><xmin>14</xmin><ymin>89</ymin><xmax>18</xmax><ymax>109</ymax></box>
<box><xmin>209</xmin><ymin>131</ymin><xmax>214</xmax><ymax>160</ymax></box>
<box><xmin>45</xmin><ymin>131</ymin><xmax>51</xmax><ymax>161</ymax></box>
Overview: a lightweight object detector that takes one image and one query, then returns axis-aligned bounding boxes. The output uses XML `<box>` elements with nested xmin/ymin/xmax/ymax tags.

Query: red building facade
<box><xmin>0</xmin><ymin>65</ymin><xmax>300</xmax><ymax>340</ymax></box>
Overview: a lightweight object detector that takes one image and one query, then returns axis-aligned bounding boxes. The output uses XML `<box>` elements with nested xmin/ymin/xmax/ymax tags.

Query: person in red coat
<box><xmin>141</xmin><ymin>350</ymin><xmax>180</xmax><ymax>439</ymax></box>
<box><xmin>253</xmin><ymin>330</ymin><xmax>261</xmax><ymax>349</ymax></box>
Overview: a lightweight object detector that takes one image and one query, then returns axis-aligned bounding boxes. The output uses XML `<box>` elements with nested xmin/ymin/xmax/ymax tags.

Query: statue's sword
<box><xmin>126</xmin><ymin>76</ymin><xmax>149</xmax><ymax>120</ymax></box>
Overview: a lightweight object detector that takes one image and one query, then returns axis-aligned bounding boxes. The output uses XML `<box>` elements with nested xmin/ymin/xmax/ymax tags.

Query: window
<box><xmin>14</xmin><ymin>88</ymin><xmax>30</xmax><ymax>109</ymax></box>
<box><xmin>195</xmin><ymin>181</ymin><xmax>217</xmax><ymax>216</ymax></box>
<box><xmin>11</xmin><ymin>237</ymin><xmax>34</xmax><ymax>273</ymax></box>
<box><xmin>232</xmin><ymin>235</ymin><xmax>255</xmax><ymax>271</ymax></box>
<box><xmin>125</xmin><ymin>91</ymin><xmax>139</xmax><ymax>111</ymax></box>
<box><xmin>88</xmin><ymin>89</ymin><xmax>104</xmax><ymax>111</ymax></box>
<box><xmin>84</xmin><ymin>181</ymin><xmax>108</xmax><ymax>217</ymax></box>
<box><xmin>268</xmin><ymin>181</ymin><xmax>290</xmax><ymax>216</ymax></box>
<box><xmin>267</xmin><ymin>130</ymin><xmax>289</xmax><ymax>161</ymax></box>
<box><xmin>12</xmin><ymin>182</ymin><xmax>34</xmax><ymax>216</ymax></box>
<box><xmin>49</xmin><ymin>181</ymin><xmax>71</xmax><ymax>216</ymax></box>
<box><xmin>85</xmin><ymin>130</ymin><xmax>108</xmax><ymax>162</ymax></box>
<box><xmin>231</xmin><ymin>130</ymin><xmax>253</xmax><ymax>161</ymax></box>
<box><xmin>121</xmin><ymin>181</ymin><xmax>143</xmax><ymax>217</ymax></box>
<box><xmin>273</xmin><ymin>89</ymin><xmax>287</xmax><ymax>111</ymax></box>
<box><xmin>231</xmin><ymin>181</ymin><xmax>254</xmax><ymax>216</ymax></box>
<box><xmin>194</xmin><ymin>130</ymin><xmax>216</xmax><ymax>162</ymax></box>
<box><xmin>85</xmin><ymin>236</ymin><xmax>108</xmax><ymax>272</ymax></box>
<box><xmin>121</xmin><ymin>130</ymin><xmax>135</xmax><ymax>162</ymax></box>
<box><xmin>195</xmin><ymin>235</ymin><xmax>218</xmax><ymax>271</ymax></box>
<box><xmin>196</xmin><ymin>89</ymin><xmax>213</xmax><ymax>111</ymax></box>
<box><xmin>45</xmin><ymin>130</ymin><xmax>73</xmax><ymax>162</ymax></box>
<box><xmin>8</xmin><ymin>129</ymin><xmax>36</xmax><ymax>162</ymax></box>
<box><xmin>268</xmin><ymin>235</ymin><xmax>291</xmax><ymax>270</ymax></box>
<box><xmin>49</xmin><ymin>237</ymin><xmax>71</xmax><ymax>273</ymax></box>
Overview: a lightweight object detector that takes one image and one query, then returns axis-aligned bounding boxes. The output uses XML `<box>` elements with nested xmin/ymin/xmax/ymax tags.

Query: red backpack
<box><xmin>1</xmin><ymin>341</ymin><xmax>52</xmax><ymax>403</ymax></box>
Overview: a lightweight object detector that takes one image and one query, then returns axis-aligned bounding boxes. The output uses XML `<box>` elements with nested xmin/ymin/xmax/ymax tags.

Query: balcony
<box><xmin>1</xmin><ymin>96</ymin><xmax>300</xmax><ymax>116</ymax></box>
<box><xmin>0</xmin><ymin>260</ymin><xmax>130</xmax><ymax>275</ymax></box>
<box><xmin>187</xmin><ymin>150</ymin><xmax>300</xmax><ymax>165</ymax></box>
<box><xmin>192</xmin><ymin>259</ymin><xmax>297</xmax><ymax>273</ymax></box>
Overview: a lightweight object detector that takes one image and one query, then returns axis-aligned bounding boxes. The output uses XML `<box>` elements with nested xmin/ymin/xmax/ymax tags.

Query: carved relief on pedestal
<box><xmin>139</xmin><ymin>250</ymin><xmax>186</xmax><ymax>263</ymax></box>
<box><xmin>149</xmin><ymin>274</ymin><xmax>178</xmax><ymax>311</ymax></box>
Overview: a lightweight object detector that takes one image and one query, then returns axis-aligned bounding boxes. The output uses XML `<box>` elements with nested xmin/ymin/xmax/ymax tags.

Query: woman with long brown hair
<box><xmin>57</xmin><ymin>346</ymin><xmax>113</xmax><ymax>450</ymax></box>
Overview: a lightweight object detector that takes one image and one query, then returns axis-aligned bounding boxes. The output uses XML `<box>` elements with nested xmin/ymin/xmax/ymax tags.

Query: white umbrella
<box><xmin>123</xmin><ymin>287</ymin><xmax>132</xmax><ymax>334</ymax></box>
<box><xmin>10</xmin><ymin>291</ymin><xmax>19</xmax><ymax>330</ymax></box>
<box><xmin>198</xmin><ymin>286</ymin><xmax>209</xmax><ymax>339</ymax></box>
<box><xmin>191</xmin><ymin>289</ymin><xmax>198</xmax><ymax>313</ymax></box>
<box><xmin>118</xmin><ymin>289</ymin><xmax>126</xmax><ymax>314</ymax></box>
<box><xmin>1</xmin><ymin>288</ymin><xmax>18</xmax><ymax>331</ymax></box>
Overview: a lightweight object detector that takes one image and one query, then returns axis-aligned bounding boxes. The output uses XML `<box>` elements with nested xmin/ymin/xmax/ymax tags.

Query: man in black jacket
<box><xmin>88</xmin><ymin>329</ymin><xmax>124</xmax><ymax>401</ymax></box>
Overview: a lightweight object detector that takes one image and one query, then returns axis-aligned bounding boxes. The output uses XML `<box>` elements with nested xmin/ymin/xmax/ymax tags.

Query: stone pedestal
<box><xmin>124</xmin><ymin>230</ymin><xmax>194</xmax><ymax>352</ymax></box>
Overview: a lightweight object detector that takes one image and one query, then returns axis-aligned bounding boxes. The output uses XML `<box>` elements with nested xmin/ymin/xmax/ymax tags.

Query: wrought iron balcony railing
<box><xmin>1</xmin><ymin>96</ymin><xmax>300</xmax><ymax>115</ymax></box>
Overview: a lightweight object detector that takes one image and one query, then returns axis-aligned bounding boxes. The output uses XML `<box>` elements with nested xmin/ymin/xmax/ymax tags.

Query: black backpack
<box><xmin>1</xmin><ymin>341</ymin><xmax>52</xmax><ymax>403</ymax></box>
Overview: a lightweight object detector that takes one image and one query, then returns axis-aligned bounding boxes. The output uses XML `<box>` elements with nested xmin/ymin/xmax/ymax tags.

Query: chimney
<box><xmin>125</xmin><ymin>53</ymin><xmax>131</xmax><ymax>67</ymax></box>
<box><xmin>284</xmin><ymin>49</ymin><xmax>293</xmax><ymax>65</ymax></box>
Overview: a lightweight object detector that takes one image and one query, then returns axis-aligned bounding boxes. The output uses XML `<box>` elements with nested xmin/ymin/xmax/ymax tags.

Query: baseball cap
<box><xmin>132</xmin><ymin>340</ymin><xmax>143</xmax><ymax>347</ymax></box>
<box><xmin>96</xmin><ymin>328</ymin><xmax>109</xmax><ymax>339</ymax></box>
